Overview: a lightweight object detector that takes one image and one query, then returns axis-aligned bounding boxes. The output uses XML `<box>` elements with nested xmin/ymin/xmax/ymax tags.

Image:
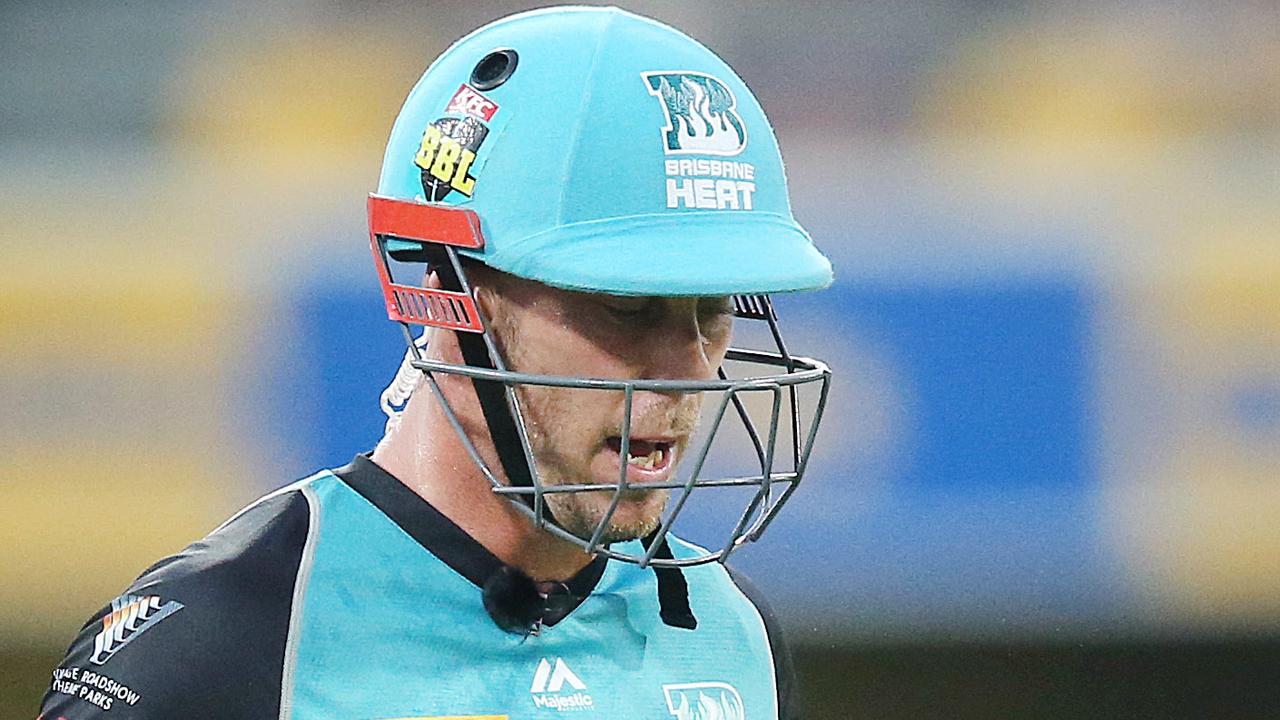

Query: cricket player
<box><xmin>40</xmin><ymin>7</ymin><xmax>833</xmax><ymax>719</ymax></box>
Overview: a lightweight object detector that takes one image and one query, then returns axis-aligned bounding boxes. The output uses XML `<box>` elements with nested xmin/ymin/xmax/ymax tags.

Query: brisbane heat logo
<box><xmin>662</xmin><ymin>682</ymin><xmax>746</xmax><ymax>720</ymax></box>
<box><xmin>643</xmin><ymin>72</ymin><xmax>747</xmax><ymax>156</ymax></box>
<box><xmin>643</xmin><ymin>72</ymin><xmax>756</xmax><ymax>210</ymax></box>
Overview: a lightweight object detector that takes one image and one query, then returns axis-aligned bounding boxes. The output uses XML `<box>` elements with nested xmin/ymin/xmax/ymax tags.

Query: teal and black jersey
<box><xmin>40</xmin><ymin>455</ymin><xmax>800</xmax><ymax>719</ymax></box>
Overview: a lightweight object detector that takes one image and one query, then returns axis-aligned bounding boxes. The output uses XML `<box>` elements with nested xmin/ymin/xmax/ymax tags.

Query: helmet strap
<box><xmin>429</xmin><ymin>252</ymin><xmax>538</xmax><ymax>499</ymax></box>
<box><xmin>642</xmin><ymin>531</ymin><xmax>697</xmax><ymax>629</ymax></box>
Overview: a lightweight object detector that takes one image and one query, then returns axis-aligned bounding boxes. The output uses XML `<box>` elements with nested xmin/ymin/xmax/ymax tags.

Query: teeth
<box><xmin>626</xmin><ymin>448</ymin><xmax>664</xmax><ymax>469</ymax></box>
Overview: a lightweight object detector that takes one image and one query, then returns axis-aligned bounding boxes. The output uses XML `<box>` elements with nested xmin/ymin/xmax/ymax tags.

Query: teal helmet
<box><xmin>369</xmin><ymin>6</ymin><xmax>832</xmax><ymax>570</ymax></box>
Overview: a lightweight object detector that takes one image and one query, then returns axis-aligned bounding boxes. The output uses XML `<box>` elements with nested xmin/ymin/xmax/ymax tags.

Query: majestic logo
<box><xmin>662</xmin><ymin>682</ymin><xmax>746</xmax><ymax>720</ymax></box>
<box><xmin>530</xmin><ymin>657</ymin><xmax>593</xmax><ymax>711</ymax></box>
<box><xmin>643</xmin><ymin>72</ymin><xmax>747</xmax><ymax>156</ymax></box>
<box><xmin>446</xmin><ymin>83</ymin><xmax>500</xmax><ymax>122</ymax></box>
<box><xmin>90</xmin><ymin>594</ymin><xmax>184</xmax><ymax>665</ymax></box>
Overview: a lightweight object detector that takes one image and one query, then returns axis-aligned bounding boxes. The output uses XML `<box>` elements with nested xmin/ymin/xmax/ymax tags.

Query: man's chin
<box><xmin>586</xmin><ymin>521</ymin><xmax>662</xmax><ymax>546</ymax></box>
<box><xmin>549</xmin><ymin>490</ymin><xmax>669</xmax><ymax>545</ymax></box>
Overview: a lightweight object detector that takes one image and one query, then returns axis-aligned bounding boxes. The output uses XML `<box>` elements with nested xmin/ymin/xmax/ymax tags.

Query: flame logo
<box><xmin>663</xmin><ymin>683</ymin><xmax>746</xmax><ymax>720</ymax></box>
<box><xmin>644</xmin><ymin>73</ymin><xmax>747</xmax><ymax>156</ymax></box>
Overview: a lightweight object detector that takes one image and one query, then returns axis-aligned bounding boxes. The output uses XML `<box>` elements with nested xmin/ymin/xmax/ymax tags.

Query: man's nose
<box><xmin>642</xmin><ymin>302</ymin><xmax>717</xmax><ymax>382</ymax></box>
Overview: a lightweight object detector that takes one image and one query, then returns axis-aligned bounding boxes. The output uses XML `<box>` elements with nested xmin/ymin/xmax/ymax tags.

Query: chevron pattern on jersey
<box><xmin>90</xmin><ymin>594</ymin><xmax>184</xmax><ymax>666</ymax></box>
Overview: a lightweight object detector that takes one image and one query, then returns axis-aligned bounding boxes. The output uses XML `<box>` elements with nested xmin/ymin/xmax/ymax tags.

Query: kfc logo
<box><xmin>446</xmin><ymin>84</ymin><xmax>499</xmax><ymax>122</ymax></box>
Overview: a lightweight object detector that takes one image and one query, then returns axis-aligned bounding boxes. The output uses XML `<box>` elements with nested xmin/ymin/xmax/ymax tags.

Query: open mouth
<box><xmin>605</xmin><ymin>436</ymin><xmax>676</xmax><ymax>475</ymax></box>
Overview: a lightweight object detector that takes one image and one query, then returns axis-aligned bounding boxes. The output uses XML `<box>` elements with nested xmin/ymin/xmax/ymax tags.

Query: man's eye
<box><xmin>698</xmin><ymin>297</ymin><xmax>734</xmax><ymax>318</ymax></box>
<box><xmin>602</xmin><ymin>298</ymin><xmax>651</xmax><ymax>317</ymax></box>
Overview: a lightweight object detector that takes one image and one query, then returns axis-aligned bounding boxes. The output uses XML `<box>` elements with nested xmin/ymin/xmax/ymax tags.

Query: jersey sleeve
<box><xmin>724</xmin><ymin>565</ymin><xmax>803</xmax><ymax>720</ymax></box>
<box><xmin>38</xmin><ymin>488</ymin><xmax>312</xmax><ymax>720</ymax></box>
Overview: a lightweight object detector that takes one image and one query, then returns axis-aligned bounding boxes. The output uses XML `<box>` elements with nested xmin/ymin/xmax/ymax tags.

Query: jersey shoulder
<box><xmin>659</xmin><ymin>536</ymin><xmax>804</xmax><ymax>720</ymax></box>
<box><xmin>721</xmin><ymin>564</ymin><xmax>803</xmax><ymax>720</ymax></box>
<box><xmin>39</xmin><ymin>482</ymin><xmax>316</xmax><ymax>720</ymax></box>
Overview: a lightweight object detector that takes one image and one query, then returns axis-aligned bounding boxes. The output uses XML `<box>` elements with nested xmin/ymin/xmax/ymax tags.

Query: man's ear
<box><xmin>421</xmin><ymin>266</ymin><xmax>490</xmax><ymax>324</ymax></box>
<box><xmin>410</xmin><ymin>269</ymin><xmax>456</xmax><ymax>364</ymax></box>
<box><xmin>416</xmin><ymin>266</ymin><xmax>499</xmax><ymax>365</ymax></box>
<box><xmin>467</xmin><ymin>269</ymin><xmax>501</xmax><ymax>325</ymax></box>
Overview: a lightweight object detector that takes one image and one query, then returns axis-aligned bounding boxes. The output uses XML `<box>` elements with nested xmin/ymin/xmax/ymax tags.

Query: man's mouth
<box><xmin>604</xmin><ymin>436</ymin><xmax>676</xmax><ymax>478</ymax></box>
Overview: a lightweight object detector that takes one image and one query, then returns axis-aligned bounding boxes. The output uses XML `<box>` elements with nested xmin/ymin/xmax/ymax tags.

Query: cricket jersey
<box><xmin>39</xmin><ymin>455</ymin><xmax>800</xmax><ymax>719</ymax></box>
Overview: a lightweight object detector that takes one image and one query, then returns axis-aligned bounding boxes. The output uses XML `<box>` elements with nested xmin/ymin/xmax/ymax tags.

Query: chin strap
<box><xmin>431</xmin><ymin>253</ymin><xmax>537</xmax><ymax>498</ymax></box>
<box><xmin>643</xmin><ymin>531</ymin><xmax>697</xmax><ymax>630</ymax></box>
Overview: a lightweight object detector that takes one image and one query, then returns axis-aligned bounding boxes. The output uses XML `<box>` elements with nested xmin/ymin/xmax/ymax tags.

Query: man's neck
<box><xmin>370</xmin><ymin>384</ymin><xmax>595</xmax><ymax>582</ymax></box>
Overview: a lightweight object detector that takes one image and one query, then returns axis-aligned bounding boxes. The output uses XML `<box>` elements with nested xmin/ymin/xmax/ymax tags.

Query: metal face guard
<box><xmin>411</xmin><ymin>350</ymin><xmax>831</xmax><ymax>568</ymax></box>
<box><xmin>369</xmin><ymin>195</ymin><xmax>832</xmax><ymax>567</ymax></box>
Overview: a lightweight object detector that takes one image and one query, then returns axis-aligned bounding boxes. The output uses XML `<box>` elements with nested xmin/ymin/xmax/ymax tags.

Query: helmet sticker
<box><xmin>415</xmin><ymin>116</ymin><xmax>488</xmax><ymax>201</ymax></box>
<box><xmin>413</xmin><ymin>83</ymin><xmax>507</xmax><ymax>204</ymax></box>
<box><xmin>643</xmin><ymin>72</ymin><xmax>756</xmax><ymax>211</ymax></box>
<box><xmin>446</xmin><ymin>83</ymin><xmax>500</xmax><ymax>122</ymax></box>
<box><xmin>642</xmin><ymin>72</ymin><xmax>747</xmax><ymax>156</ymax></box>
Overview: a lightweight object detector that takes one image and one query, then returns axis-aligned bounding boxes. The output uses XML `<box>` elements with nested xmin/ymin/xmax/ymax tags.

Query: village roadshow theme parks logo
<box><xmin>48</xmin><ymin>666</ymin><xmax>143</xmax><ymax>713</ymax></box>
<box><xmin>91</xmin><ymin>594</ymin><xmax>184</xmax><ymax>665</ymax></box>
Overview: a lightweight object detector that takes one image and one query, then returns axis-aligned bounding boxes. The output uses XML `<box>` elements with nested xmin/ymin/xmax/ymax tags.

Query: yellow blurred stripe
<box><xmin>1162</xmin><ymin>246</ymin><xmax>1280</xmax><ymax>340</ymax></box>
<box><xmin>0</xmin><ymin>256</ymin><xmax>232</xmax><ymax>368</ymax></box>
<box><xmin>168</xmin><ymin>29</ymin><xmax>425</xmax><ymax>180</ymax></box>
<box><xmin>1104</xmin><ymin>447</ymin><xmax>1280</xmax><ymax>621</ymax></box>
<box><xmin>0</xmin><ymin>447</ymin><xmax>240</xmax><ymax>643</ymax></box>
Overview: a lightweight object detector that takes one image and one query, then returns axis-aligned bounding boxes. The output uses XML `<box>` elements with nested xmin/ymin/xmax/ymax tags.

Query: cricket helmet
<box><xmin>369</xmin><ymin>6</ymin><xmax>832</xmax><ymax>570</ymax></box>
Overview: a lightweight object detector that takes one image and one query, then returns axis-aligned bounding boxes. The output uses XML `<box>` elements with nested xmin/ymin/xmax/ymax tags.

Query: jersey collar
<box><xmin>333</xmin><ymin>454</ymin><xmax>608</xmax><ymax>626</ymax></box>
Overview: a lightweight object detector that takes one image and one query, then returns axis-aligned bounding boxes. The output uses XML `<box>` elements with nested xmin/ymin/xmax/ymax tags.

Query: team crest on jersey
<box><xmin>662</xmin><ymin>682</ymin><xmax>745</xmax><ymax>720</ymax></box>
<box><xmin>643</xmin><ymin>72</ymin><xmax>747</xmax><ymax>156</ymax></box>
<box><xmin>90</xmin><ymin>594</ymin><xmax>184</xmax><ymax>665</ymax></box>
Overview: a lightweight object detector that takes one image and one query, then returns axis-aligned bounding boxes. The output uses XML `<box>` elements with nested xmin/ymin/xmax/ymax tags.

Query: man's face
<box><xmin>483</xmin><ymin>275</ymin><xmax>734</xmax><ymax>544</ymax></box>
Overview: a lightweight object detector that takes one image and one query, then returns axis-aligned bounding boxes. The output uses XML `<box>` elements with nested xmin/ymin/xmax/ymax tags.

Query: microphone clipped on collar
<box><xmin>482</xmin><ymin>565</ymin><xmax>541</xmax><ymax>634</ymax></box>
<box><xmin>481</xmin><ymin>542</ymin><xmax>697</xmax><ymax>635</ymax></box>
<box><xmin>482</xmin><ymin>566</ymin><xmax>579</xmax><ymax>636</ymax></box>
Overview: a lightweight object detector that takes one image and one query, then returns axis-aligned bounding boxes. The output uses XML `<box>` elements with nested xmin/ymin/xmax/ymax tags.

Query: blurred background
<box><xmin>2</xmin><ymin>1</ymin><xmax>1278</xmax><ymax>717</ymax></box>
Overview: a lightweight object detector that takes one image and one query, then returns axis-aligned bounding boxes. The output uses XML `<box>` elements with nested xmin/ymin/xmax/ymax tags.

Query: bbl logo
<box><xmin>415</xmin><ymin>116</ymin><xmax>487</xmax><ymax>201</ymax></box>
<box><xmin>643</xmin><ymin>72</ymin><xmax>747</xmax><ymax>156</ymax></box>
<box><xmin>414</xmin><ymin>83</ymin><xmax>501</xmax><ymax>202</ymax></box>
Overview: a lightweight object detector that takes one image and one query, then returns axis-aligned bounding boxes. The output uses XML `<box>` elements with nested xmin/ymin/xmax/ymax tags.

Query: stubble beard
<box><xmin>491</xmin><ymin>314</ymin><xmax>670</xmax><ymax>545</ymax></box>
<box><xmin>516</xmin><ymin>379</ymin><xmax>672</xmax><ymax>545</ymax></box>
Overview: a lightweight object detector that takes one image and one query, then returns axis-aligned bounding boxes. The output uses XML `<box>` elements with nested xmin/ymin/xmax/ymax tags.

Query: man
<box><xmin>40</xmin><ymin>7</ymin><xmax>832</xmax><ymax>719</ymax></box>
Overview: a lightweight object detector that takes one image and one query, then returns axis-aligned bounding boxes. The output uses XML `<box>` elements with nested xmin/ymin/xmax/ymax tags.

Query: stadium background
<box><xmin>2</xmin><ymin>1</ymin><xmax>1277</xmax><ymax>717</ymax></box>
